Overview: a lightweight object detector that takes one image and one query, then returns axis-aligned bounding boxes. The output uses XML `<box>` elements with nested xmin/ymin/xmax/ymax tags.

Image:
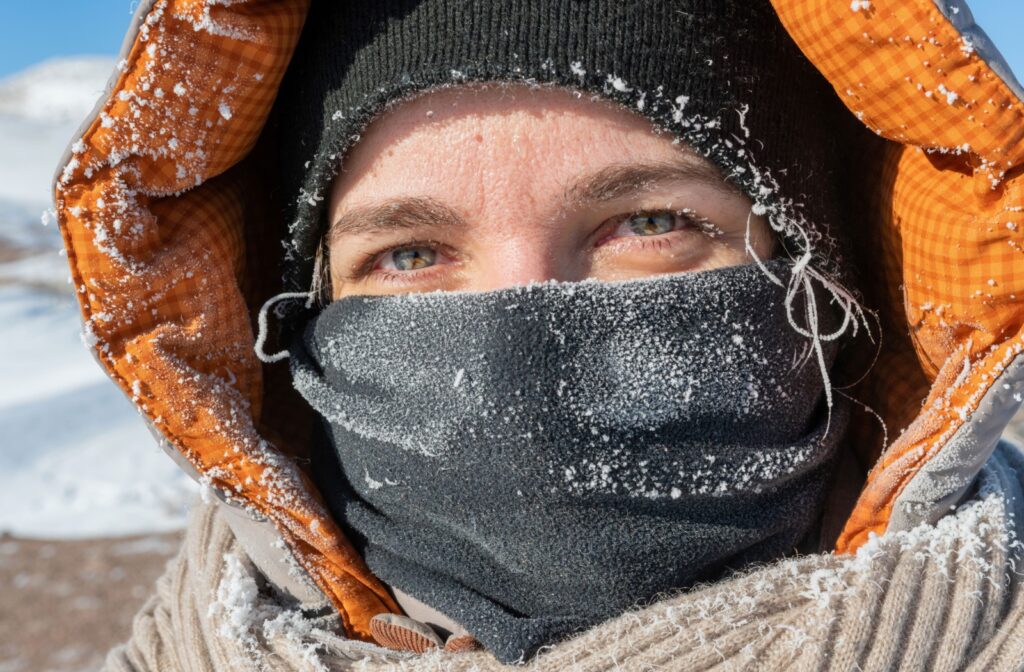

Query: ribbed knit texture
<box><xmin>273</xmin><ymin>0</ymin><xmax>850</xmax><ymax>299</ymax></box>
<box><xmin>104</xmin><ymin>441</ymin><xmax>1024</xmax><ymax>672</ymax></box>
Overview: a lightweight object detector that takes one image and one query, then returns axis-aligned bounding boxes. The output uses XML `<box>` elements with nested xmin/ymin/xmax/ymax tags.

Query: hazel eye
<box><xmin>381</xmin><ymin>246</ymin><xmax>437</xmax><ymax>271</ymax></box>
<box><xmin>619</xmin><ymin>212</ymin><xmax>680</xmax><ymax>237</ymax></box>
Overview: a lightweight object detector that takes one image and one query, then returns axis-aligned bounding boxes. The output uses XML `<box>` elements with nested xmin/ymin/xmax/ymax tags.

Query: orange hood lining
<box><xmin>53</xmin><ymin>0</ymin><xmax>1024</xmax><ymax>638</ymax></box>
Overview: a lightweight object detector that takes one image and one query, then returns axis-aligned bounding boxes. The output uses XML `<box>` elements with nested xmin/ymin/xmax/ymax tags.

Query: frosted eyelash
<box><xmin>675</xmin><ymin>208</ymin><xmax>725</xmax><ymax>239</ymax></box>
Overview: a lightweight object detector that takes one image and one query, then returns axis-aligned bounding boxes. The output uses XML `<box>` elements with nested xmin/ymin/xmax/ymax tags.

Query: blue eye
<box><xmin>621</xmin><ymin>212</ymin><xmax>678</xmax><ymax>236</ymax></box>
<box><xmin>386</xmin><ymin>247</ymin><xmax>437</xmax><ymax>271</ymax></box>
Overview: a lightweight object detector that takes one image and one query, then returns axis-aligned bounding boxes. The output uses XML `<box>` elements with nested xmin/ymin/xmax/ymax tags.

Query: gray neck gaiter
<box><xmin>289</xmin><ymin>260</ymin><xmax>848</xmax><ymax>664</ymax></box>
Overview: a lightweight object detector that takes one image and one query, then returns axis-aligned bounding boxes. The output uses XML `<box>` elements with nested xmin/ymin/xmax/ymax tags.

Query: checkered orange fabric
<box><xmin>54</xmin><ymin>0</ymin><xmax>399</xmax><ymax>642</ymax></box>
<box><xmin>53</xmin><ymin>0</ymin><xmax>1024</xmax><ymax>641</ymax></box>
<box><xmin>772</xmin><ymin>0</ymin><xmax>1024</xmax><ymax>552</ymax></box>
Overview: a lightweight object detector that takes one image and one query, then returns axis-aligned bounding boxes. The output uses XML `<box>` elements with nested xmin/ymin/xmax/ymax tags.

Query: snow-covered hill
<box><xmin>0</xmin><ymin>57</ymin><xmax>117</xmax><ymax>242</ymax></box>
<box><xmin>0</xmin><ymin>57</ymin><xmax>196</xmax><ymax>538</ymax></box>
<box><xmin>0</xmin><ymin>56</ymin><xmax>116</xmax><ymax>124</ymax></box>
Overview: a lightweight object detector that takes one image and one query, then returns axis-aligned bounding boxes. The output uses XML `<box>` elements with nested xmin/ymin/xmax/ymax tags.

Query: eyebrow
<box><xmin>329</xmin><ymin>196</ymin><xmax>466</xmax><ymax>243</ymax></box>
<box><xmin>560</xmin><ymin>156</ymin><xmax>741</xmax><ymax>211</ymax></box>
<box><xmin>328</xmin><ymin>156</ymin><xmax>740</xmax><ymax>240</ymax></box>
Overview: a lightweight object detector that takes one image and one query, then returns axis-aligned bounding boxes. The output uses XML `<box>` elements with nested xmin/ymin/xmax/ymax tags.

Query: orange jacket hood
<box><xmin>53</xmin><ymin>0</ymin><xmax>1024</xmax><ymax>641</ymax></box>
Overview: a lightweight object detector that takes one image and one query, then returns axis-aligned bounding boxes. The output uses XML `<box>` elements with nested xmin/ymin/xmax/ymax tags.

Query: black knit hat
<box><xmin>275</xmin><ymin>0</ymin><xmax>849</xmax><ymax>297</ymax></box>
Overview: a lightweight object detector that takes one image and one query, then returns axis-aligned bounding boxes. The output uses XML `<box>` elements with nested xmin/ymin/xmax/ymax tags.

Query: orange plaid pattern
<box><xmin>53</xmin><ymin>0</ymin><xmax>1024</xmax><ymax>640</ymax></box>
<box><xmin>55</xmin><ymin>0</ymin><xmax>399</xmax><ymax>641</ymax></box>
<box><xmin>772</xmin><ymin>0</ymin><xmax>1024</xmax><ymax>552</ymax></box>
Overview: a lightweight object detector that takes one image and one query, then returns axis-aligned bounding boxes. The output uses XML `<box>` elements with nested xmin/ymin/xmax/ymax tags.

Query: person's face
<box><xmin>326</xmin><ymin>83</ymin><xmax>774</xmax><ymax>298</ymax></box>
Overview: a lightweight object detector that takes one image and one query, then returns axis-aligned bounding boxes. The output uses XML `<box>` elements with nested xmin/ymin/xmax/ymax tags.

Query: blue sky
<box><xmin>0</xmin><ymin>1</ymin><xmax>1020</xmax><ymax>83</ymax></box>
<box><xmin>964</xmin><ymin>0</ymin><xmax>1024</xmax><ymax>84</ymax></box>
<box><xmin>0</xmin><ymin>2</ymin><xmax>138</xmax><ymax>78</ymax></box>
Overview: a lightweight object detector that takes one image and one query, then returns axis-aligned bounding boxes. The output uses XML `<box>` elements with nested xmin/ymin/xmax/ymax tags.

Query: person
<box><xmin>293</xmin><ymin>79</ymin><xmax>840</xmax><ymax>662</ymax></box>
<box><xmin>52</xmin><ymin>0</ymin><xmax>1024</xmax><ymax>669</ymax></box>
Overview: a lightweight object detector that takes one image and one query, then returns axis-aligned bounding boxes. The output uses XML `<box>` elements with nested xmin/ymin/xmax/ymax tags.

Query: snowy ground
<box><xmin>0</xmin><ymin>57</ymin><xmax>196</xmax><ymax>539</ymax></box>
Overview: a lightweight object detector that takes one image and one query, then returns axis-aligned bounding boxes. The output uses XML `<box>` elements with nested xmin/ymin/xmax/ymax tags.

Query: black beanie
<box><xmin>274</xmin><ymin>0</ymin><xmax>849</xmax><ymax>298</ymax></box>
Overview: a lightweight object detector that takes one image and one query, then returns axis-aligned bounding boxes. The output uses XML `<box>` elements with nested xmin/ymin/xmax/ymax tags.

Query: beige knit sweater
<box><xmin>103</xmin><ymin>443</ymin><xmax>1024</xmax><ymax>672</ymax></box>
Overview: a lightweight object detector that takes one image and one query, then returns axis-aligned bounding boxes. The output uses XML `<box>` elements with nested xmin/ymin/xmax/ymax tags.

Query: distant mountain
<box><xmin>0</xmin><ymin>56</ymin><xmax>116</xmax><ymax>225</ymax></box>
<box><xmin>0</xmin><ymin>56</ymin><xmax>116</xmax><ymax>124</ymax></box>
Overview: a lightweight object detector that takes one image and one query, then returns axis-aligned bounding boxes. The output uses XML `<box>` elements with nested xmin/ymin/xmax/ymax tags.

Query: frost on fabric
<box><xmin>937</xmin><ymin>83</ymin><xmax>959</xmax><ymax>106</ymax></box>
<box><xmin>653</xmin><ymin>464</ymin><xmax>1021</xmax><ymax>660</ymax></box>
<box><xmin>54</xmin><ymin>0</ymin><xmax>250</xmax><ymax>351</ymax></box>
<box><xmin>173</xmin><ymin>0</ymin><xmax>259</xmax><ymax>42</ymax></box>
<box><xmin>57</xmin><ymin>0</ymin><xmax>251</xmax><ymax>275</ymax></box>
<box><xmin>294</xmin><ymin>261</ymin><xmax>842</xmax><ymax>507</ymax></box>
<box><xmin>560</xmin><ymin>442</ymin><xmax>818</xmax><ymax>500</ymax></box>
<box><xmin>52</xmin><ymin>0</ymin><xmax>344</xmax><ymax>606</ymax></box>
<box><xmin>156</xmin><ymin>342</ymin><xmax>332</xmax><ymax>530</ymax></box>
<box><xmin>208</xmin><ymin>553</ymin><xmax>332</xmax><ymax>672</ymax></box>
<box><xmin>876</xmin><ymin>336</ymin><xmax>1024</xmax><ymax>533</ymax></box>
<box><xmin>296</xmin><ymin>269</ymin><xmax>797</xmax><ymax>460</ymax></box>
<box><xmin>805</xmin><ymin>462</ymin><xmax>1023</xmax><ymax>606</ymax></box>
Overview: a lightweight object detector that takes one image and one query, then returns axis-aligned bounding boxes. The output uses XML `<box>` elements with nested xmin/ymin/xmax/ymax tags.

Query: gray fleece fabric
<box><xmin>289</xmin><ymin>260</ymin><xmax>849</xmax><ymax>664</ymax></box>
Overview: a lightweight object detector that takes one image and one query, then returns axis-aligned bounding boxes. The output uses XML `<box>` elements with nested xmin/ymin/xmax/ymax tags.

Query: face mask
<box><xmin>289</xmin><ymin>259</ymin><xmax>848</xmax><ymax>664</ymax></box>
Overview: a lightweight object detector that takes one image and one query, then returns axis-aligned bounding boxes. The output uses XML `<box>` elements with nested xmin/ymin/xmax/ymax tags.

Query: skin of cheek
<box><xmin>327</xmin><ymin>84</ymin><xmax>774</xmax><ymax>296</ymax></box>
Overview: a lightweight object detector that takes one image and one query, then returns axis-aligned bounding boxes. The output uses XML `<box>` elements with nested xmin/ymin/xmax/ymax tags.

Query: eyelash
<box><xmin>595</xmin><ymin>209</ymin><xmax>712</xmax><ymax>248</ymax></box>
<box><xmin>349</xmin><ymin>239</ymin><xmax>455</xmax><ymax>285</ymax></box>
<box><xmin>351</xmin><ymin>209</ymin><xmax>715</xmax><ymax>282</ymax></box>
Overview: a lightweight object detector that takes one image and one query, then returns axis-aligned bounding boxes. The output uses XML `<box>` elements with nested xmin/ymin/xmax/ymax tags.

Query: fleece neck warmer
<box><xmin>289</xmin><ymin>260</ymin><xmax>849</xmax><ymax>664</ymax></box>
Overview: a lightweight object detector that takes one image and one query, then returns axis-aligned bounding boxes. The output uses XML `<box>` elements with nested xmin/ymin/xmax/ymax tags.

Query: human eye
<box><xmin>378</xmin><ymin>245</ymin><xmax>443</xmax><ymax>271</ymax></box>
<box><xmin>616</xmin><ymin>211</ymin><xmax>682</xmax><ymax>237</ymax></box>
<box><xmin>344</xmin><ymin>240</ymin><xmax>458</xmax><ymax>288</ymax></box>
<box><xmin>598</xmin><ymin>209</ymin><xmax>722</xmax><ymax>247</ymax></box>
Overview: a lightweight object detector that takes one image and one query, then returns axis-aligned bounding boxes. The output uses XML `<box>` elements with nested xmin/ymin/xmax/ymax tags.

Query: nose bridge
<box><xmin>470</xmin><ymin>166</ymin><xmax>577</xmax><ymax>290</ymax></box>
<box><xmin>475</xmin><ymin>230</ymin><xmax>573</xmax><ymax>291</ymax></box>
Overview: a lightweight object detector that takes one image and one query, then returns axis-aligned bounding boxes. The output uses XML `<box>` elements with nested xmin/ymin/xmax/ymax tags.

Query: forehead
<box><xmin>329</xmin><ymin>83</ymin><xmax>699</xmax><ymax>209</ymax></box>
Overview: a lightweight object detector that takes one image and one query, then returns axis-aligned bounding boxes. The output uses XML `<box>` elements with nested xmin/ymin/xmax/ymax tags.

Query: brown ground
<box><xmin>0</xmin><ymin>532</ymin><xmax>182</xmax><ymax>672</ymax></box>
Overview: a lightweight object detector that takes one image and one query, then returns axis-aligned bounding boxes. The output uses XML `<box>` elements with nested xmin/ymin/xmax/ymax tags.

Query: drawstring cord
<box><xmin>254</xmin><ymin>291</ymin><xmax>314</xmax><ymax>363</ymax></box>
<box><xmin>744</xmin><ymin>206</ymin><xmax>875</xmax><ymax>436</ymax></box>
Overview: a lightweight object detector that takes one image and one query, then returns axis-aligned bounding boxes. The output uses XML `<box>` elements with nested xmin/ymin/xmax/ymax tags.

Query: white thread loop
<box><xmin>254</xmin><ymin>291</ymin><xmax>314</xmax><ymax>364</ymax></box>
<box><xmin>744</xmin><ymin>205</ymin><xmax>874</xmax><ymax>436</ymax></box>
